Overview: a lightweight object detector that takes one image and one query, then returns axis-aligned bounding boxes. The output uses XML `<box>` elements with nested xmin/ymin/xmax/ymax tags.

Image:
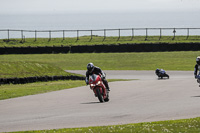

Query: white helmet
<box><xmin>196</xmin><ymin>56</ymin><xmax>200</xmax><ymax>65</ymax></box>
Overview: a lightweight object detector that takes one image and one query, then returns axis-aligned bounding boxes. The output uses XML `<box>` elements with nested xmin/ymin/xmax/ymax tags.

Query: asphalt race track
<box><xmin>1</xmin><ymin>70</ymin><xmax>200</xmax><ymax>132</ymax></box>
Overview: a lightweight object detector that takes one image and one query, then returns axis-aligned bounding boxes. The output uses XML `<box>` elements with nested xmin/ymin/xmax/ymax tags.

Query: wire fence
<box><xmin>0</xmin><ymin>28</ymin><xmax>200</xmax><ymax>42</ymax></box>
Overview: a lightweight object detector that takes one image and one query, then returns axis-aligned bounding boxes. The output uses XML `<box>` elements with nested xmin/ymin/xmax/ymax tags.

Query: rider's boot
<box><xmin>103</xmin><ymin>79</ymin><xmax>110</xmax><ymax>91</ymax></box>
<box><xmin>105</xmin><ymin>85</ymin><xmax>110</xmax><ymax>91</ymax></box>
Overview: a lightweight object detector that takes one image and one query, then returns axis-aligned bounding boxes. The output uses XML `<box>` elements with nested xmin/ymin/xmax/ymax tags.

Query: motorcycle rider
<box><xmin>155</xmin><ymin>68</ymin><xmax>166</xmax><ymax>76</ymax></box>
<box><xmin>85</xmin><ymin>63</ymin><xmax>110</xmax><ymax>91</ymax></box>
<box><xmin>194</xmin><ymin>56</ymin><xmax>200</xmax><ymax>84</ymax></box>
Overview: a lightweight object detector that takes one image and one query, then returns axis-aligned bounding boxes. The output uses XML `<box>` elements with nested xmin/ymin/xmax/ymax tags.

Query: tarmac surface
<box><xmin>1</xmin><ymin>70</ymin><xmax>200</xmax><ymax>132</ymax></box>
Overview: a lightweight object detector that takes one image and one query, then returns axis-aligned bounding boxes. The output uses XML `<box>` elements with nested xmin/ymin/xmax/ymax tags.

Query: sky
<box><xmin>0</xmin><ymin>0</ymin><xmax>200</xmax><ymax>15</ymax></box>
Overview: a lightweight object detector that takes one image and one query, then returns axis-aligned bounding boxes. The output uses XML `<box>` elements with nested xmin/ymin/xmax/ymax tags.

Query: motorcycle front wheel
<box><xmin>96</xmin><ymin>87</ymin><xmax>104</xmax><ymax>103</ymax></box>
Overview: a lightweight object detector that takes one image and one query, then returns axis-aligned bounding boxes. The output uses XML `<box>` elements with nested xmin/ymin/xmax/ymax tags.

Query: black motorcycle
<box><xmin>155</xmin><ymin>69</ymin><xmax>169</xmax><ymax>79</ymax></box>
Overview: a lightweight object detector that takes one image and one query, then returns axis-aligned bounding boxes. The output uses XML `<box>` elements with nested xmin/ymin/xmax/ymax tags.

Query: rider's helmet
<box><xmin>155</xmin><ymin>68</ymin><xmax>160</xmax><ymax>74</ymax></box>
<box><xmin>196</xmin><ymin>56</ymin><xmax>200</xmax><ymax>65</ymax></box>
<box><xmin>87</xmin><ymin>63</ymin><xmax>94</xmax><ymax>73</ymax></box>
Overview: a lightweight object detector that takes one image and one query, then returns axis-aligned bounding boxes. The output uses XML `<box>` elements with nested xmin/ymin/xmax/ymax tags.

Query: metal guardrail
<box><xmin>0</xmin><ymin>28</ymin><xmax>200</xmax><ymax>42</ymax></box>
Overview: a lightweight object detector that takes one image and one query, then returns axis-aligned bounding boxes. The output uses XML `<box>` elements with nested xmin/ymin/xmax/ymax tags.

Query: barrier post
<box><xmin>90</xmin><ymin>30</ymin><xmax>93</xmax><ymax>41</ymax></box>
<box><xmin>48</xmin><ymin>31</ymin><xmax>51</xmax><ymax>41</ymax></box>
<box><xmin>21</xmin><ymin>30</ymin><xmax>23</xmax><ymax>41</ymax></box>
<box><xmin>117</xmin><ymin>29</ymin><xmax>120</xmax><ymax>41</ymax></box>
<box><xmin>145</xmin><ymin>28</ymin><xmax>148</xmax><ymax>40</ymax></box>
<box><xmin>159</xmin><ymin>28</ymin><xmax>162</xmax><ymax>40</ymax></box>
<box><xmin>131</xmin><ymin>28</ymin><xmax>134</xmax><ymax>40</ymax></box>
<box><xmin>63</xmin><ymin>30</ymin><xmax>65</xmax><ymax>40</ymax></box>
<box><xmin>187</xmin><ymin>28</ymin><xmax>189</xmax><ymax>39</ymax></box>
<box><xmin>103</xmin><ymin>29</ymin><xmax>106</xmax><ymax>41</ymax></box>
<box><xmin>173</xmin><ymin>28</ymin><xmax>176</xmax><ymax>40</ymax></box>
<box><xmin>7</xmin><ymin>29</ymin><xmax>9</xmax><ymax>41</ymax></box>
<box><xmin>77</xmin><ymin>30</ymin><xmax>79</xmax><ymax>41</ymax></box>
<box><xmin>35</xmin><ymin>30</ymin><xmax>37</xmax><ymax>41</ymax></box>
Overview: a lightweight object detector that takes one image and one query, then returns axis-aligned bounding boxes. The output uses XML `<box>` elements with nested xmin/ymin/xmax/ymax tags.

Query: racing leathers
<box><xmin>85</xmin><ymin>66</ymin><xmax>110</xmax><ymax>91</ymax></box>
<box><xmin>194</xmin><ymin>64</ymin><xmax>200</xmax><ymax>79</ymax></box>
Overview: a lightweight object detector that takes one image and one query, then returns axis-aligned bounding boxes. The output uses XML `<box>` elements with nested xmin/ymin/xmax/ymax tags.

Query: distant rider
<box><xmin>85</xmin><ymin>63</ymin><xmax>110</xmax><ymax>91</ymax></box>
<box><xmin>155</xmin><ymin>68</ymin><xmax>166</xmax><ymax>76</ymax></box>
<box><xmin>194</xmin><ymin>56</ymin><xmax>200</xmax><ymax>82</ymax></box>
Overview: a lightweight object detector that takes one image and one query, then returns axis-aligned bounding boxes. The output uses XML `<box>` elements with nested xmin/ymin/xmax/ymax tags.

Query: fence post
<box><xmin>145</xmin><ymin>28</ymin><xmax>148</xmax><ymax>41</ymax></box>
<box><xmin>35</xmin><ymin>30</ymin><xmax>37</xmax><ymax>41</ymax></box>
<box><xmin>48</xmin><ymin>31</ymin><xmax>51</xmax><ymax>41</ymax></box>
<box><xmin>77</xmin><ymin>30</ymin><xmax>79</xmax><ymax>41</ymax></box>
<box><xmin>117</xmin><ymin>29</ymin><xmax>120</xmax><ymax>41</ymax></box>
<box><xmin>173</xmin><ymin>28</ymin><xmax>176</xmax><ymax>40</ymax></box>
<box><xmin>7</xmin><ymin>29</ymin><xmax>9</xmax><ymax>41</ymax></box>
<box><xmin>63</xmin><ymin>30</ymin><xmax>65</xmax><ymax>40</ymax></box>
<box><xmin>131</xmin><ymin>28</ymin><xmax>134</xmax><ymax>40</ymax></box>
<box><xmin>90</xmin><ymin>30</ymin><xmax>93</xmax><ymax>41</ymax></box>
<box><xmin>21</xmin><ymin>30</ymin><xmax>23</xmax><ymax>41</ymax></box>
<box><xmin>187</xmin><ymin>28</ymin><xmax>189</xmax><ymax>39</ymax></box>
<box><xmin>103</xmin><ymin>29</ymin><xmax>106</xmax><ymax>41</ymax></box>
<box><xmin>159</xmin><ymin>28</ymin><xmax>162</xmax><ymax>40</ymax></box>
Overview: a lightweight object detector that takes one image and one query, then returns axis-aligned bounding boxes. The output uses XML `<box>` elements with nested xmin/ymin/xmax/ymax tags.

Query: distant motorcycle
<box><xmin>89</xmin><ymin>74</ymin><xmax>109</xmax><ymax>103</ymax></box>
<box><xmin>155</xmin><ymin>69</ymin><xmax>169</xmax><ymax>79</ymax></box>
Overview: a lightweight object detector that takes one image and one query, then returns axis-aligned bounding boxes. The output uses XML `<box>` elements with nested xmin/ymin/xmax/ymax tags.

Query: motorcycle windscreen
<box><xmin>89</xmin><ymin>74</ymin><xmax>98</xmax><ymax>83</ymax></box>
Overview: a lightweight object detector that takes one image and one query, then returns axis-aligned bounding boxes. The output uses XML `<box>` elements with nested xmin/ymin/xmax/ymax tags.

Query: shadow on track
<box><xmin>191</xmin><ymin>96</ymin><xmax>200</xmax><ymax>98</ymax></box>
<box><xmin>81</xmin><ymin>102</ymin><xmax>100</xmax><ymax>104</ymax></box>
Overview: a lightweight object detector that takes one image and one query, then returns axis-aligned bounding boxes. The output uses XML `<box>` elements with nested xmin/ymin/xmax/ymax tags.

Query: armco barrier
<box><xmin>1</xmin><ymin>43</ymin><xmax>200</xmax><ymax>54</ymax></box>
<box><xmin>0</xmin><ymin>75</ymin><xmax>85</xmax><ymax>85</ymax></box>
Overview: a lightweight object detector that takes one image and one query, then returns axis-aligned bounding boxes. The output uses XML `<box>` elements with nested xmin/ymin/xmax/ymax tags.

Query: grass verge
<box><xmin>0</xmin><ymin>51</ymin><xmax>199</xmax><ymax>71</ymax></box>
<box><xmin>12</xmin><ymin>117</ymin><xmax>200</xmax><ymax>133</ymax></box>
<box><xmin>0</xmin><ymin>61</ymin><xmax>80</xmax><ymax>79</ymax></box>
<box><xmin>1</xmin><ymin>36</ymin><xmax>200</xmax><ymax>47</ymax></box>
<box><xmin>0</xmin><ymin>80</ymin><xmax>85</xmax><ymax>100</ymax></box>
<box><xmin>0</xmin><ymin>79</ymin><xmax>132</xmax><ymax>100</ymax></box>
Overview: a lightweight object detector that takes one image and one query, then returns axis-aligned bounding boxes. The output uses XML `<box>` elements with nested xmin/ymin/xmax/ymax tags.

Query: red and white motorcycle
<box><xmin>89</xmin><ymin>74</ymin><xmax>109</xmax><ymax>103</ymax></box>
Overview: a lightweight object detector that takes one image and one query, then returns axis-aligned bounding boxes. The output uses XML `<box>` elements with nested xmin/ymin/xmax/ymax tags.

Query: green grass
<box><xmin>0</xmin><ymin>61</ymin><xmax>81</xmax><ymax>78</ymax></box>
<box><xmin>12</xmin><ymin>117</ymin><xmax>200</xmax><ymax>133</ymax></box>
<box><xmin>0</xmin><ymin>79</ymin><xmax>131</xmax><ymax>100</ymax></box>
<box><xmin>0</xmin><ymin>51</ymin><xmax>199</xmax><ymax>71</ymax></box>
<box><xmin>1</xmin><ymin>35</ymin><xmax>200</xmax><ymax>47</ymax></box>
<box><xmin>0</xmin><ymin>80</ymin><xmax>85</xmax><ymax>100</ymax></box>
